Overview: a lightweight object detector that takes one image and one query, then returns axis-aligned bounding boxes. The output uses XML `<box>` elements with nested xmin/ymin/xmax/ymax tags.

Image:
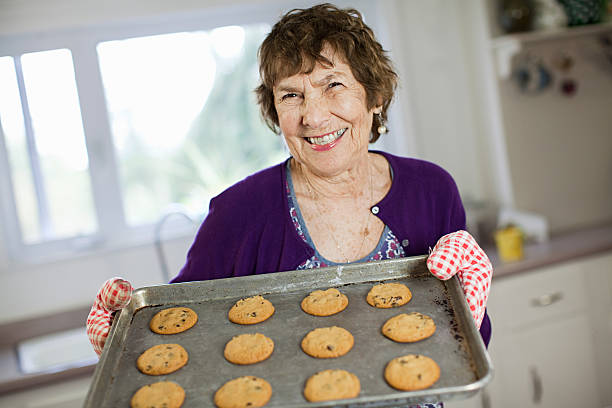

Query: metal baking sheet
<box><xmin>84</xmin><ymin>255</ymin><xmax>492</xmax><ymax>407</ymax></box>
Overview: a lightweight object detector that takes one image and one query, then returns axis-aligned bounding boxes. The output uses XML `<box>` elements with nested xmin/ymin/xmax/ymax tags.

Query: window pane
<box><xmin>0</xmin><ymin>56</ymin><xmax>40</xmax><ymax>242</ymax></box>
<box><xmin>20</xmin><ymin>49</ymin><xmax>97</xmax><ymax>241</ymax></box>
<box><xmin>97</xmin><ymin>25</ymin><xmax>286</xmax><ymax>226</ymax></box>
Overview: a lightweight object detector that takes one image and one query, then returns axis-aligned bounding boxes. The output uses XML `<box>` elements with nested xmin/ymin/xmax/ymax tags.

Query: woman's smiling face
<box><xmin>273</xmin><ymin>46</ymin><xmax>378</xmax><ymax>178</ymax></box>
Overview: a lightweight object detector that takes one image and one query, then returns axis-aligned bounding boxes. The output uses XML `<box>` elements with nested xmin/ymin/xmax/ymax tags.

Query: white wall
<box><xmin>384</xmin><ymin>1</ymin><xmax>490</xmax><ymax>205</ymax></box>
<box><xmin>497</xmin><ymin>39</ymin><xmax>612</xmax><ymax>233</ymax></box>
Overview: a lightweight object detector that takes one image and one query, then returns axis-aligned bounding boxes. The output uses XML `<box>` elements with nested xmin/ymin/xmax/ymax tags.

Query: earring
<box><xmin>376</xmin><ymin>112</ymin><xmax>387</xmax><ymax>135</ymax></box>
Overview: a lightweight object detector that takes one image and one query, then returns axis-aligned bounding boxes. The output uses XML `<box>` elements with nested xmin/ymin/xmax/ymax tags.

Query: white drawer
<box><xmin>488</xmin><ymin>260</ymin><xmax>589</xmax><ymax>329</ymax></box>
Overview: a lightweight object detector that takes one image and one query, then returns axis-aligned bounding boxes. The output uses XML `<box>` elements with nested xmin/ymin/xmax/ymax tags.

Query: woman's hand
<box><xmin>427</xmin><ymin>231</ymin><xmax>492</xmax><ymax>329</ymax></box>
<box><xmin>86</xmin><ymin>278</ymin><xmax>133</xmax><ymax>356</ymax></box>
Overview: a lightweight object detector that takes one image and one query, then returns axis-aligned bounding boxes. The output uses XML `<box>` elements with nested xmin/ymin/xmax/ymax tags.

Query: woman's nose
<box><xmin>300</xmin><ymin>96</ymin><xmax>329</xmax><ymax>129</ymax></box>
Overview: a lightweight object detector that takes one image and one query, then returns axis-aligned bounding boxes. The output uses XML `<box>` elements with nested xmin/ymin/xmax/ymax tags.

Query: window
<box><xmin>96</xmin><ymin>25</ymin><xmax>285</xmax><ymax>227</ymax></box>
<box><xmin>0</xmin><ymin>16</ymin><xmax>287</xmax><ymax>263</ymax></box>
<box><xmin>0</xmin><ymin>50</ymin><xmax>96</xmax><ymax>245</ymax></box>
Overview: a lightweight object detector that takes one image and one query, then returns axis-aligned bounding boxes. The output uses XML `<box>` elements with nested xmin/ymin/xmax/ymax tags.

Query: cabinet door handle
<box><xmin>530</xmin><ymin>291</ymin><xmax>563</xmax><ymax>307</ymax></box>
<box><xmin>481</xmin><ymin>389</ymin><xmax>491</xmax><ymax>408</ymax></box>
<box><xmin>530</xmin><ymin>366</ymin><xmax>543</xmax><ymax>404</ymax></box>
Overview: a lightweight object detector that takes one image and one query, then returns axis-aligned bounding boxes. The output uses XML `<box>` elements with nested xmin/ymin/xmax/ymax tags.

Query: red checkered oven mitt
<box><xmin>86</xmin><ymin>278</ymin><xmax>133</xmax><ymax>356</ymax></box>
<box><xmin>427</xmin><ymin>230</ymin><xmax>492</xmax><ymax>329</ymax></box>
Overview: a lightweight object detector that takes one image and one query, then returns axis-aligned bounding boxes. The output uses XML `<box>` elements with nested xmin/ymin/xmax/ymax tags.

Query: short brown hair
<box><xmin>255</xmin><ymin>3</ymin><xmax>398</xmax><ymax>143</ymax></box>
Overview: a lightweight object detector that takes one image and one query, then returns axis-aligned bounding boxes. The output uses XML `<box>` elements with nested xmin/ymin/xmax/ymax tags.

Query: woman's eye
<box><xmin>281</xmin><ymin>93</ymin><xmax>298</xmax><ymax>101</ymax></box>
<box><xmin>328</xmin><ymin>82</ymin><xmax>343</xmax><ymax>89</ymax></box>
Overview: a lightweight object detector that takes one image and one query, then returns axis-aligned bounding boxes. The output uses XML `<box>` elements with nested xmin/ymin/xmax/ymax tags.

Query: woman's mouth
<box><xmin>306</xmin><ymin>128</ymin><xmax>347</xmax><ymax>151</ymax></box>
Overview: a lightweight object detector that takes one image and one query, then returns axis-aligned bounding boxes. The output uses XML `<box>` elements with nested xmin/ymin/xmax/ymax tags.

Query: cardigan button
<box><xmin>371</xmin><ymin>206</ymin><xmax>380</xmax><ymax>215</ymax></box>
<box><xmin>401</xmin><ymin>239</ymin><xmax>410</xmax><ymax>247</ymax></box>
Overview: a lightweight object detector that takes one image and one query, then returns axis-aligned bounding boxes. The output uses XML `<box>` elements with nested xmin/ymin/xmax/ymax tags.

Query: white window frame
<box><xmin>0</xmin><ymin>0</ymin><xmax>386</xmax><ymax>266</ymax></box>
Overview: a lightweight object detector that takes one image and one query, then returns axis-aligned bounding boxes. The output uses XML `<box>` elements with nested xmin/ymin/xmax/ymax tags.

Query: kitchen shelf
<box><xmin>490</xmin><ymin>20</ymin><xmax>612</xmax><ymax>78</ymax></box>
<box><xmin>491</xmin><ymin>20</ymin><xmax>612</xmax><ymax>47</ymax></box>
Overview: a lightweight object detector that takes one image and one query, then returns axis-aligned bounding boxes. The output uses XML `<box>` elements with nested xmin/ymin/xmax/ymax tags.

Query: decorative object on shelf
<box><xmin>552</xmin><ymin>51</ymin><xmax>575</xmax><ymax>71</ymax></box>
<box><xmin>499</xmin><ymin>0</ymin><xmax>536</xmax><ymax>33</ymax></box>
<box><xmin>552</xmin><ymin>51</ymin><xmax>579</xmax><ymax>96</ymax></box>
<box><xmin>512</xmin><ymin>54</ymin><xmax>553</xmax><ymax>92</ymax></box>
<box><xmin>533</xmin><ymin>0</ymin><xmax>569</xmax><ymax>29</ymax></box>
<box><xmin>557</xmin><ymin>0</ymin><xmax>605</xmax><ymax>26</ymax></box>
<box><xmin>560</xmin><ymin>77</ymin><xmax>579</xmax><ymax>95</ymax></box>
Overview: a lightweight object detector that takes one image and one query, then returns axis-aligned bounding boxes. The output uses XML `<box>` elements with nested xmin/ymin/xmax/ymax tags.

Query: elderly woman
<box><xmin>87</xmin><ymin>1</ymin><xmax>492</xmax><ymax>399</ymax></box>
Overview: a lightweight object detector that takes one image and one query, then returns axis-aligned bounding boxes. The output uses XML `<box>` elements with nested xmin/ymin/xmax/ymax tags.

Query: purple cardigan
<box><xmin>172</xmin><ymin>151</ymin><xmax>491</xmax><ymax>345</ymax></box>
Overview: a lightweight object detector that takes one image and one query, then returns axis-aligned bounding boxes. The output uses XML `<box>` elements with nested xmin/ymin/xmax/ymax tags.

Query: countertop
<box><xmin>487</xmin><ymin>223</ymin><xmax>612</xmax><ymax>279</ymax></box>
<box><xmin>1</xmin><ymin>223</ymin><xmax>611</xmax><ymax>395</ymax></box>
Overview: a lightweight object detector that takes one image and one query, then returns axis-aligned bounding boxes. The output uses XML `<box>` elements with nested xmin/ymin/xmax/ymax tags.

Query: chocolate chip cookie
<box><xmin>130</xmin><ymin>381</ymin><xmax>185</xmax><ymax>408</ymax></box>
<box><xmin>150</xmin><ymin>307</ymin><xmax>198</xmax><ymax>334</ymax></box>
<box><xmin>384</xmin><ymin>354</ymin><xmax>440</xmax><ymax>391</ymax></box>
<box><xmin>382</xmin><ymin>312</ymin><xmax>436</xmax><ymax>343</ymax></box>
<box><xmin>228</xmin><ymin>295</ymin><xmax>275</xmax><ymax>325</ymax></box>
<box><xmin>224</xmin><ymin>333</ymin><xmax>274</xmax><ymax>365</ymax></box>
<box><xmin>136</xmin><ymin>344</ymin><xmax>188</xmax><ymax>375</ymax></box>
<box><xmin>303</xmin><ymin>369</ymin><xmax>360</xmax><ymax>402</ymax></box>
<box><xmin>301</xmin><ymin>288</ymin><xmax>348</xmax><ymax>316</ymax></box>
<box><xmin>301</xmin><ymin>326</ymin><xmax>354</xmax><ymax>358</ymax></box>
<box><xmin>366</xmin><ymin>282</ymin><xmax>412</xmax><ymax>308</ymax></box>
<box><xmin>214</xmin><ymin>376</ymin><xmax>272</xmax><ymax>408</ymax></box>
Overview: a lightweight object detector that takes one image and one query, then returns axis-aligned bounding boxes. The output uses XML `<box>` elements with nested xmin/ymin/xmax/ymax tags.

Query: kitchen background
<box><xmin>0</xmin><ymin>0</ymin><xmax>611</xmax><ymax>407</ymax></box>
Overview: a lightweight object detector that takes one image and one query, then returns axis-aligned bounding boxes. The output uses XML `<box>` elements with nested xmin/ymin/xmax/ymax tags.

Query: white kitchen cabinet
<box><xmin>481</xmin><ymin>251</ymin><xmax>612</xmax><ymax>408</ymax></box>
<box><xmin>492</xmin><ymin>314</ymin><xmax>600</xmax><ymax>407</ymax></box>
<box><xmin>583</xmin><ymin>252</ymin><xmax>612</xmax><ymax>406</ymax></box>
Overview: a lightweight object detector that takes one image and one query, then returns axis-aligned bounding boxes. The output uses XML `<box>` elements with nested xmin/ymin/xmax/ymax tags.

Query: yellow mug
<box><xmin>494</xmin><ymin>226</ymin><xmax>524</xmax><ymax>262</ymax></box>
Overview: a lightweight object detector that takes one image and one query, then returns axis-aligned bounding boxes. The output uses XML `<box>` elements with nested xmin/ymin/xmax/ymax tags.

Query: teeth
<box><xmin>308</xmin><ymin>128</ymin><xmax>346</xmax><ymax>145</ymax></box>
